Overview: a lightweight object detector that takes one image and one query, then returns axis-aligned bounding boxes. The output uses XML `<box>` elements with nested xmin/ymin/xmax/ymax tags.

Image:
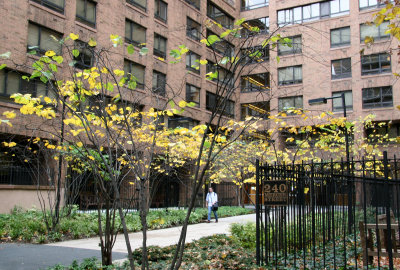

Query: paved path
<box><xmin>0</xmin><ymin>243</ymin><xmax>127</xmax><ymax>270</ymax></box>
<box><xmin>47</xmin><ymin>214</ymin><xmax>256</xmax><ymax>253</ymax></box>
<box><xmin>0</xmin><ymin>214</ymin><xmax>255</xmax><ymax>270</ymax></box>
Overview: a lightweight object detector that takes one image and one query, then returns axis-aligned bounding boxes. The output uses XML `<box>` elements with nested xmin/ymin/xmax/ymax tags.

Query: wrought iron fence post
<box><xmin>383</xmin><ymin>151</ymin><xmax>394</xmax><ymax>270</ymax></box>
<box><xmin>256</xmin><ymin>159</ymin><xmax>260</xmax><ymax>265</ymax></box>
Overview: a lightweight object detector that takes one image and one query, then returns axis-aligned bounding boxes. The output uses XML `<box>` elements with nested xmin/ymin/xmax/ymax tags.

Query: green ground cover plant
<box><xmin>0</xmin><ymin>206</ymin><xmax>252</xmax><ymax>243</ymax></box>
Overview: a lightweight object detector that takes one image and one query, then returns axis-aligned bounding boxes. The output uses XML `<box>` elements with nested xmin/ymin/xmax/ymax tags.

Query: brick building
<box><xmin>0</xmin><ymin>0</ymin><xmax>398</xmax><ymax>212</ymax></box>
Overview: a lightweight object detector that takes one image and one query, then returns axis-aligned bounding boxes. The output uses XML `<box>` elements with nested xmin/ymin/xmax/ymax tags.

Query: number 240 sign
<box><xmin>264</xmin><ymin>180</ymin><xmax>288</xmax><ymax>206</ymax></box>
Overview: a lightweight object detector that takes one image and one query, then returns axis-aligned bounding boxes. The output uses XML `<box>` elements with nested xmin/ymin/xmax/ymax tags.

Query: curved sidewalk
<box><xmin>46</xmin><ymin>213</ymin><xmax>256</xmax><ymax>253</ymax></box>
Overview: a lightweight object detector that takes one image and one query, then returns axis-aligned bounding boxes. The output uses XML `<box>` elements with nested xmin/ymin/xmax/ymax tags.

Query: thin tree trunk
<box><xmin>139</xmin><ymin>180</ymin><xmax>149</xmax><ymax>270</ymax></box>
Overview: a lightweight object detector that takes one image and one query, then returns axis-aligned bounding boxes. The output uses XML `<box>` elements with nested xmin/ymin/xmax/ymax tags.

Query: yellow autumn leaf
<box><xmin>114</xmin><ymin>69</ymin><xmax>125</xmax><ymax>76</ymax></box>
<box><xmin>76</xmin><ymin>142</ymin><xmax>83</xmax><ymax>148</ymax></box>
<box><xmin>157</xmin><ymin>57</ymin><xmax>165</xmax><ymax>62</ymax></box>
<box><xmin>88</xmin><ymin>38</ymin><xmax>97</xmax><ymax>47</ymax></box>
<box><xmin>44</xmin><ymin>96</ymin><xmax>52</xmax><ymax>104</ymax></box>
<box><xmin>3</xmin><ymin>111</ymin><xmax>16</xmax><ymax>119</ymax></box>
<box><xmin>178</xmin><ymin>100</ymin><xmax>187</xmax><ymax>108</ymax></box>
<box><xmin>8</xmin><ymin>142</ymin><xmax>16</xmax><ymax>147</ymax></box>
<box><xmin>88</xmin><ymin>155</ymin><xmax>95</xmax><ymax>161</ymax></box>
<box><xmin>304</xmin><ymin>187</ymin><xmax>309</xmax><ymax>194</ymax></box>
<box><xmin>101</xmin><ymin>67</ymin><xmax>108</xmax><ymax>74</ymax></box>
<box><xmin>45</xmin><ymin>50</ymin><xmax>56</xmax><ymax>57</ymax></box>
<box><xmin>69</xmin><ymin>33</ymin><xmax>79</xmax><ymax>40</ymax></box>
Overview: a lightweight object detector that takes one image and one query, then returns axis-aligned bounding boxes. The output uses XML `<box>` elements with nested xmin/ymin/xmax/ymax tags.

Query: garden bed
<box><xmin>0</xmin><ymin>206</ymin><xmax>253</xmax><ymax>244</ymax></box>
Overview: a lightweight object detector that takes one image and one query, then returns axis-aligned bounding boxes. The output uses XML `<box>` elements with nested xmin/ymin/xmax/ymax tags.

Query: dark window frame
<box><xmin>277</xmin><ymin>0</ymin><xmax>350</xmax><ymax>26</ymax></box>
<box><xmin>278</xmin><ymin>65</ymin><xmax>302</xmax><ymax>85</ymax></box>
<box><xmin>278</xmin><ymin>95</ymin><xmax>303</xmax><ymax>113</ymax></box>
<box><xmin>76</xmin><ymin>0</ymin><xmax>96</xmax><ymax>28</ymax></box>
<box><xmin>362</xmin><ymin>86</ymin><xmax>393</xmax><ymax>109</ymax></box>
<box><xmin>359</xmin><ymin>0</ymin><xmax>389</xmax><ymax>10</ymax></box>
<box><xmin>207</xmin><ymin>1</ymin><xmax>234</xmax><ymax>29</ymax></box>
<box><xmin>125</xmin><ymin>19</ymin><xmax>146</xmax><ymax>47</ymax></box>
<box><xmin>206</xmin><ymin>91</ymin><xmax>235</xmax><ymax>118</ymax></box>
<box><xmin>126</xmin><ymin>0</ymin><xmax>147</xmax><ymax>11</ymax></box>
<box><xmin>152</xmin><ymin>71</ymin><xmax>166</xmax><ymax>96</ymax></box>
<box><xmin>186</xmin><ymin>51</ymin><xmax>201</xmax><ymax>74</ymax></box>
<box><xmin>240</xmin><ymin>101</ymin><xmax>270</xmax><ymax>120</ymax></box>
<box><xmin>241</xmin><ymin>17</ymin><xmax>269</xmax><ymax>37</ymax></box>
<box><xmin>154</xmin><ymin>0</ymin><xmax>168</xmax><ymax>22</ymax></box>
<box><xmin>360</xmin><ymin>21</ymin><xmax>390</xmax><ymax>42</ymax></box>
<box><xmin>186</xmin><ymin>84</ymin><xmax>200</xmax><ymax>106</ymax></box>
<box><xmin>153</xmin><ymin>33</ymin><xmax>167</xmax><ymax>58</ymax></box>
<box><xmin>32</xmin><ymin>0</ymin><xmax>65</xmax><ymax>13</ymax></box>
<box><xmin>331</xmin><ymin>58</ymin><xmax>352</xmax><ymax>80</ymax></box>
<box><xmin>73</xmin><ymin>41</ymin><xmax>94</xmax><ymax>70</ymax></box>
<box><xmin>241</xmin><ymin>73</ymin><xmax>270</xmax><ymax>92</ymax></box>
<box><xmin>0</xmin><ymin>69</ymin><xmax>54</xmax><ymax>101</ymax></box>
<box><xmin>332</xmin><ymin>90</ymin><xmax>353</xmax><ymax>112</ymax></box>
<box><xmin>27</xmin><ymin>22</ymin><xmax>63</xmax><ymax>56</ymax></box>
<box><xmin>241</xmin><ymin>45</ymin><xmax>269</xmax><ymax>64</ymax></box>
<box><xmin>241</xmin><ymin>0</ymin><xmax>269</xmax><ymax>11</ymax></box>
<box><xmin>330</xmin><ymin>26</ymin><xmax>351</xmax><ymax>47</ymax></box>
<box><xmin>361</xmin><ymin>53</ymin><xmax>391</xmax><ymax>76</ymax></box>
<box><xmin>278</xmin><ymin>35</ymin><xmax>302</xmax><ymax>56</ymax></box>
<box><xmin>187</xmin><ymin>17</ymin><xmax>201</xmax><ymax>41</ymax></box>
<box><xmin>184</xmin><ymin>0</ymin><xmax>200</xmax><ymax>10</ymax></box>
<box><xmin>124</xmin><ymin>60</ymin><xmax>146</xmax><ymax>89</ymax></box>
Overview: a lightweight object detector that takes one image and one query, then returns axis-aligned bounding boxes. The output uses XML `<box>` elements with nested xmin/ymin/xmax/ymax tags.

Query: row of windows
<box><xmin>240</xmin><ymin>0</ymin><xmax>388</xmax><ymax>12</ymax></box>
<box><xmin>276</xmin><ymin>86</ymin><xmax>393</xmax><ymax>114</ymax></box>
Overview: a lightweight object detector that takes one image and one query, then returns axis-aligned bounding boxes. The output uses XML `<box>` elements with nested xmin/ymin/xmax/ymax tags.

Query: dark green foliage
<box><xmin>0</xmin><ymin>206</ymin><xmax>252</xmax><ymax>243</ymax></box>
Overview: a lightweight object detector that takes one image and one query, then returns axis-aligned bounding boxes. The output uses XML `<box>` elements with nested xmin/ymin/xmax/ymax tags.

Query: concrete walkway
<box><xmin>47</xmin><ymin>214</ymin><xmax>255</xmax><ymax>253</ymax></box>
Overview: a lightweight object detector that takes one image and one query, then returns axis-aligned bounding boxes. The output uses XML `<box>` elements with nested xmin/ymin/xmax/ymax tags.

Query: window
<box><xmin>186</xmin><ymin>51</ymin><xmax>200</xmax><ymax>74</ymax></box>
<box><xmin>278</xmin><ymin>96</ymin><xmax>303</xmax><ymax>112</ymax></box>
<box><xmin>278</xmin><ymin>35</ymin><xmax>302</xmax><ymax>56</ymax></box>
<box><xmin>362</xmin><ymin>86</ymin><xmax>392</xmax><ymax>109</ymax></box>
<box><xmin>241</xmin><ymin>102</ymin><xmax>270</xmax><ymax>120</ymax></box>
<box><xmin>206</xmin><ymin>61</ymin><xmax>234</xmax><ymax>86</ymax></box>
<box><xmin>185</xmin><ymin>0</ymin><xmax>200</xmax><ymax>10</ymax></box>
<box><xmin>207</xmin><ymin>30</ymin><xmax>235</xmax><ymax>57</ymax></box>
<box><xmin>0</xmin><ymin>69</ymin><xmax>54</xmax><ymax>101</ymax></box>
<box><xmin>126</xmin><ymin>0</ymin><xmax>147</xmax><ymax>11</ymax></box>
<box><xmin>278</xmin><ymin>66</ymin><xmax>302</xmax><ymax>85</ymax></box>
<box><xmin>278</xmin><ymin>0</ymin><xmax>350</xmax><ymax>26</ymax></box>
<box><xmin>332</xmin><ymin>91</ymin><xmax>353</xmax><ymax>112</ymax></box>
<box><xmin>187</xmin><ymin>17</ymin><xmax>201</xmax><ymax>41</ymax></box>
<box><xmin>331</xmin><ymin>26</ymin><xmax>350</xmax><ymax>47</ymax></box>
<box><xmin>331</xmin><ymin>58</ymin><xmax>351</xmax><ymax>79</ymax></box>
<box><xmin>154</xmin><ymin>33</ymin><xmax>167</xmax><ymax>58</ymax></box>
<box><xmin>366</xmin><ymin>122</ymin><xmax>400</xmax><ymax>143</ymax></box>
<box><xmin>32</xmin><ymin>0</ymin><xmax>64</xmax><ymax>13</ymax></box>
<box><xmin>125</xmin><ymin>20</ymin><xmax>146</xmax><ymax>46</ymax></box>
<box><xmin>360</xmin><ymin>21</ymin><xmax>390</xmax><ymax>42</ymax></box>
<box><xmin>152</xmin><ymin>71</ymin><xmax>166</xmax><ymax>96</ymax></box>
<box><xmin>155</xmin><ymin>0</ymin><xmax>167</xmax><ymax>22</ymax></box>
<box><xmin>207</xmin><ymin>2</ymin><xmax>234</xmax><ymax>29</ymax></box>
<box><xmin>74</xmin><ymin>41</ymin><xmax>94</xmax><ymax>70</ymax></box>
<box><xmin>359</xmin><ymin>0</ymin><xmax>389</xmax><ymax>10</ymax></box>
<box><xmin>27</xmin><ymin>23</ymin><xmax>62</xmax><ymax>56</ymax></box>
<box><xmin>241</xmin><ymin>17</ymin><xmax>269</xmax><ymax>36</ymax></box>
<box><xmin>186</xmin><ymin>84</ymin><xmax>200</xmax><ymax>106</ymax></box>
<box><xmin>241</xmin><ymin>73</ymin><xmax>270</xmax><ymax>92</ymax></box>
<box><xmin>168</xmin><ymin>117</ymin><xmax>199</xmax><ymax>129</ymax></box>
<box><xmin>241</xmin><ymin>0</ymin><xmax>269</xmax><ymax>11</ymax></box>
<box><xmin>206</xmin><ymin>91</ymin><xmax>235</xmax><ymax>118</ymax></box>
<box><xmin>241</xmin><ymin>46</ymin><xmax>269</xmax><ymax>64</ymax></box>
<box><xmin>76</xmin><ymin>0</ymin><xmax>96</xmax><ymax>28</ymax></box>
<box><xmin>124</xmin><ymin>60</ymin><xmax>145</xmax><ymax>89</ymax></box>
<box><xmin>361</xmin><ymin>53</ymin><xmax>391</xmax><ymax>75</ymax></box>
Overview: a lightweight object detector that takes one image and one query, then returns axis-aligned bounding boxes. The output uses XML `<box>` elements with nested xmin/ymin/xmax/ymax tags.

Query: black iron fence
<box><xmin>256</xmin><ymin>152</ymin><xmax>400</xmax><ymax>269</ymax></box>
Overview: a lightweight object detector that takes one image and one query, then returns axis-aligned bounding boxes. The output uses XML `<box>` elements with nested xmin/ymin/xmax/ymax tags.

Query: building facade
<box><xmin>0</xmin><ymin>0</ymin><xmax>398</xmax><ymax>212</ymax></box>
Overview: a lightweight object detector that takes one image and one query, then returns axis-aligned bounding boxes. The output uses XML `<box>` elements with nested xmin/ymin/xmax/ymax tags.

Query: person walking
<box><xmin>206</xmin><ymin>187</ymin><xmax>218</xmax><ymax>223</ymax></box>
